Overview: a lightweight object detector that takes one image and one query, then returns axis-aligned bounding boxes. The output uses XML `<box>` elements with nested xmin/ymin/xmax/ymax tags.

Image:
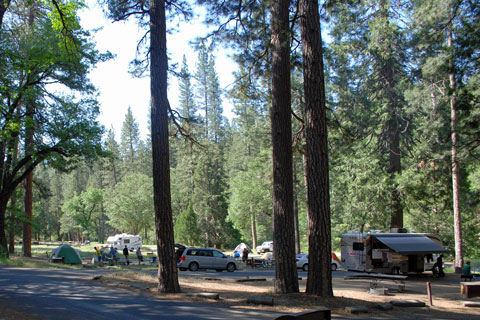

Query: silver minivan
<box><xmin>177</xmin><ymin>248</ymin><xmax>238</xmax><ymax>272</ymax></box>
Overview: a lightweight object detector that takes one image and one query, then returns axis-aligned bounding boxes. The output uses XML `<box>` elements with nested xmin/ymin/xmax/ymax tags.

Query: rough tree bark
<box><xmin>299</xmin><ymin>0</ymin><xmax>333</xmax><ymax>297</ymax></box>
<box><xmin>448</xmin><ymin>8</ymin><xmax>463</xmax><ymax>273</ymax></box>
<box><xmin>271</xmin><ymin>0</ymin><xmax>299</xmax><ymax>294</ymax></box>
<box><xmin>22</xmin><ymin>101</ymin><xmax>34</xmax><ymax>257</ymax></box>
<box><xmin>150</xmin><ymin>0</ymin><xmax>180</xmax><ymax>293</ymax></box>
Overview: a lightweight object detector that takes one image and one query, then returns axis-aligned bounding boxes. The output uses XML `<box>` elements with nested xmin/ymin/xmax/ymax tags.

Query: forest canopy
<box><xmin>1</xmin><ymin>0</ymin><xmax>479</xmax><ymax>263</ymax></box>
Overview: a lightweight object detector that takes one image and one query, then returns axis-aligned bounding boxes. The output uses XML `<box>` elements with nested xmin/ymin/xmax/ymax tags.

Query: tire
<box><xmin>226</xmin><ymin>263</ymin><xmax>235</xmax><ymax>272</ymax></box>
<box><xmin>392</xmin><ymin>267</ymin><xmax>401</xmax><ymax>275</ymax></box>
<box><xmin>331</xmin><ymin>263</ymin><xmax>337</xmax><ymax>271</ymax></box>
<box><xmin>179</xmin><ymin>268</ymin><xmax>187</xmax><ymax>271</ymax></box>
<box><xmin>189</xmin><ymin>262</ymin><xmax>199</xmax><ymax>272</ymax></box>
<box><xmin>302</xmin><ymin>264</ymin><xmax>308</xmax><ymax>272</ymax></box>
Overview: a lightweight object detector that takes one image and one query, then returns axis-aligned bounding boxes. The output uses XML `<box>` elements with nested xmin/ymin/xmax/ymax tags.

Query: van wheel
<box><xmin>303</xmin><ymin>264</ymin><xmax>308</xmax><ymax>271</ymax></box>
<box><xmin>189</xmin><ymin>262</ymin><xmax>199</xmax><ymax>272</ymax></box>
<box><xmin>226</xmin><ymin>263</ymin><xmax>235</xmax><ymax>272</ymax></box>
<box><xmin>331</xmin><ymin>263</ymin><xmax>337</xmax><ymax>271</ymax></box>
<box><xmin>392</xmin><ymin>267</ymin><xmax>401</xmax><ymax>275</ymax></box>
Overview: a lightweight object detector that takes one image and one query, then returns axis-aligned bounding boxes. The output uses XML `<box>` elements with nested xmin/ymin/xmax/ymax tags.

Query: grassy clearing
<box><xmin>2</xmin><ymin>243</ymin><xmax>161</xmax><ymax>271</ymax></box>
<box><xmin>0</xmin><ymin>256</ymin><xmax>82</xmax><ymax>269</ymax></box>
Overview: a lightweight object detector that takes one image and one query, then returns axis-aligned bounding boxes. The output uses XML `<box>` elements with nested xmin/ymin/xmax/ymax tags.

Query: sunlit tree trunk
<box><xmin>250</xmin><ymin>205</ymin><xmax>257</xmax><ymax>249</ymax></box>
<box><xmin>448</xmin><ymin>9</ymin><xmax>463</xmax><ymax>273</ymax></box>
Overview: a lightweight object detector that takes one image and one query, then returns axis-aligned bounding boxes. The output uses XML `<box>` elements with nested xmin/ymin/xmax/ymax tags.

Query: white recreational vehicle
<box><xmin>107</xmin><ymin>233</ymin><xmax>142</xmax><ymax>251</ymax></box>
<box><xmin>341</xmin><ymin>230</ymin><xmax>448</xmax><ymax>275</ymax></box>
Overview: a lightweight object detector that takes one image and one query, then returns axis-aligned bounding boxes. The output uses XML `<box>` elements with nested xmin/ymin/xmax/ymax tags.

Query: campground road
<box><xmin>0</xmin><ymin>266</ymin><xmax>284</xmax><ymax>320</ymax></box>
<box><xmin>177</xmin><ymin>268</ymin><xmax>348</xmax><ymax>280</ymax></box>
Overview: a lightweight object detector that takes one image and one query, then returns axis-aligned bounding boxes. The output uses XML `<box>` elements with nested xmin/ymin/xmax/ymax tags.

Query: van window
<box><xmin>353</xmin><ymin>242</ymin><xmax>364</xmax><ymax>251</ymax></box>
<box><xmin>203</xmin><ymin>250</ymin><xmax>213</xmax><ymax>257</ymax></box>
<box><xmin>212</xmin><ymin>250</ymin><xmax>224</xmax><ymax>258</ymax></box>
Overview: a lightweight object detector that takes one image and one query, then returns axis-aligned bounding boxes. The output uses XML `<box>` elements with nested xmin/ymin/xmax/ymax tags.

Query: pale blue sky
<box><xmin>80</xmin><ymin>1</ymin><xmax>236</xmax><ymax>140</ymax></box>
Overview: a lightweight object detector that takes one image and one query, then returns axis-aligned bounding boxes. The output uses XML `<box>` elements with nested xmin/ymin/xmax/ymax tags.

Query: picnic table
<box><xmin>344</xmin><ymin>273</ymin><xmax>408</xmax><ymax>292</ymax></box>
<box><xmin>461</xmin><ymin>281</ymin><xmax>480</xmax><ymax>298</ymax></box>
<box><xmin>246</xmin><ymin>257</ymin><xmax>274</xmax><ymax>268</ymax></box>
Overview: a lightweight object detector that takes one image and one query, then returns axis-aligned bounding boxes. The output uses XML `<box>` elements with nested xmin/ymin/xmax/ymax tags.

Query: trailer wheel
<box><xmin>391</xmin><ymin>267</ymin><xmax>401</xmax><ymax>275</ymax></box>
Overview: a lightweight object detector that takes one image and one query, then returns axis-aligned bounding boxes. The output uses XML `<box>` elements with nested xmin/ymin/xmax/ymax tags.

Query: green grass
<box><xmin>1</xmin><ymin>243</ymin><xmax>161</xmax><ymax>271</ymax></box>
<box><xmin>0</xmin><ymin>256</ymin><xmax>83</xmax><ymax>269</ymax></box>
<box><xmin>10</xmin><ymin>243</ymin><xmax>97</xmax><ymax>259</ymax></box>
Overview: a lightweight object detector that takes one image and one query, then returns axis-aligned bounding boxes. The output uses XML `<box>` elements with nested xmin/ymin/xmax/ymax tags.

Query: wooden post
<box><xmin>427</xmin><ymin>282</ymin><xmax>433</xmax><ymax>306</ymax></box>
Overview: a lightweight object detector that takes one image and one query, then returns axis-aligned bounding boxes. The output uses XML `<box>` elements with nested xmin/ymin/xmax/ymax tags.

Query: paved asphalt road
<box><xmin>0</xmin><ymin>266</ymin><xmax>286</xmax><ymax>320</ymax></box>
<box><xmin>176</xmin><ymin>267</ymin><xmax>348</xmax><ymax>280</ymax></box>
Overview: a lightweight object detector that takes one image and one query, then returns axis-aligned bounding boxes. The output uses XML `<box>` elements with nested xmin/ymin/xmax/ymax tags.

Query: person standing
<box><xmin>109</xmin><ymin>246</ymin><xmax>118</xmax><ymax>265</ymax></box>
<box><xmin>463</xmin><ymin>261</ymin><xmax>472</xmax><ymax>280</ymax></box>
<box><xmin>123</xmin><ymin>245</ymin><xmax>130</xmax><ymax>265</ymax></box>
<box><xmin>94</xmin><ymin>246</ymin><xmax>103</xmax><ymax>266</ymax></box>
<box><xmin>242</xmin><ymin>247</ymin><xmax>249</xmax><ymax>263</ymax></box>
<box><xmin>136</xmin><ymin>247</ymin><xmax>143</xmax><ymax>265</ymax></box>
<box><xmin>434</xmin><ymin>254</ymin><xmax>445</xmax><ymax>278</ymax></box>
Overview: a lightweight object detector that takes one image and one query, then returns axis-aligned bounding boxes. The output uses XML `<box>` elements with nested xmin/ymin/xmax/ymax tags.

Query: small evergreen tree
<box><xmin>174</xmin><ymin>202</ymin><xmax>199</xmax><ymax>246</ymax></box>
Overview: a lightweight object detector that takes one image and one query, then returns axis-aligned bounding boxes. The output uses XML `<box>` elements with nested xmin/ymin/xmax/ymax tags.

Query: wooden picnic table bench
<box><xmin>461</xmin><ymin>281</ymin><xmax>480</xmax><ymax>298</ymax></box>
<box><xmin>344</xmin><ymin>273</ymin><xmax>408</xmax><ymax>292</ymax></box>
<box><xmin>246</xmin><ymin>258</ymin><xmax>264</xmax><ymax>268</ymax></box>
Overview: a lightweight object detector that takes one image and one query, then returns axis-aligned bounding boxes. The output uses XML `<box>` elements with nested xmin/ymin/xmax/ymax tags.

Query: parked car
<box><xmin>295</xmin><ymin>253</ymin><xmax>341</xmax><ymax>272</ymax></box>
<box><xmin>177</xmin><ymin>247</ymin><xmax>238</xmax><ymax>272</ymax></box>
<box><xmin>256</xmin><ymin>241</ymin><xmax>273</xmax><ymax>253</ymax></box>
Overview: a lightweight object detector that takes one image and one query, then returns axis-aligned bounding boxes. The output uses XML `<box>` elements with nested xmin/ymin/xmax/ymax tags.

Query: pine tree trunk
<box><xmin>448</xmin><ymin>14</ymin><xmax>463</xmax><ymax>273</ymax></box>
<box><xmin>8</xmin><ymin>136</ymin><xmax>19</xmax><ymax>255</ymax></box>
<box><xmin>271</xmin><ymin>0</ymin><xmax>299</xmax><ymax>294</ymax></box>
<box><xmin>299</xmin><ymin>0</ymin><xmax>333</xmax><ymax>297</ymax></box>
<box><xmin>22</xmin><ymin>100</ymin><xmax>34</xmax><ymax>257</ymax></box>
<box><xmin>22</xmin><ymin>171</ymin><xmax>33</xmax><ymax>257</ymax></box>
<box><xmin>150</xmin><ymin>0</ymin><xmax>180</xmax><ymax>293</ymax></box>
<box><xmin>250</xmin><ymin>205</ymin><xmax>257</xmax><ymax>249</ymax></box>
<box><xmin>8</xmin><ymin>201</ymin><xmax>15</xmax><ymax>254</ymax></box>
<box><xmin>293</xmin><ymin>192</ymin><xmax>300</xmax><ymax>255</ymax></box>
<box><xmin>0</xmin><ymin>193</ymin><xmax>10</xmax><ymax>257</ymax></box>
<box><xmin>293</xmin><ymin>161</ymin><xmax>301</xmax><ymax>255</ymax></box>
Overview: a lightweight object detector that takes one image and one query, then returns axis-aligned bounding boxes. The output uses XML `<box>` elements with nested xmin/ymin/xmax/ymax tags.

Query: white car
<box><xmin>296</xmin><ymin>253</ymin><xmax>340</xmax><ymax>272</ymax></box>
<box><xmin>256</xmin><ymin>241</ymin><xmax>273</xmax><ymax>253</ymax></box>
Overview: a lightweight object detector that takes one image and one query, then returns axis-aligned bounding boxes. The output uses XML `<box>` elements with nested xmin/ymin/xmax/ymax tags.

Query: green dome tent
<box><xmin>50</xmin><ymin>244</ymin><xmax>82</xmax><ymax>264</ymax></box>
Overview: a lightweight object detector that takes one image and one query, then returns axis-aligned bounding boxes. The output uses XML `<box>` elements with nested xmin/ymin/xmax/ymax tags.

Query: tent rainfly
<box><xmin>50</xmin><ymin>244</ymin><xmax>82</xmax><ymax>264</ymax></box>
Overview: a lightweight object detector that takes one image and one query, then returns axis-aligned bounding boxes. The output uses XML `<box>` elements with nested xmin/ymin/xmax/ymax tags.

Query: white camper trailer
<box><xmin>341</xmin><ymin>230</ymin><xmax>448</xmax><ymax>274</ymax></box>
<box><xmin>107</xmin><ymin>233</ymin><xmax>142</xmax><ymax>251</ymax></box>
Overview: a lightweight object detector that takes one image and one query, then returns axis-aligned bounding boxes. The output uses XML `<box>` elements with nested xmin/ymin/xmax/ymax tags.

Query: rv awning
<box><xmin>373</xmin><ymin>234</ymin><xmax>448</xmax><ymax>255</ymax></box>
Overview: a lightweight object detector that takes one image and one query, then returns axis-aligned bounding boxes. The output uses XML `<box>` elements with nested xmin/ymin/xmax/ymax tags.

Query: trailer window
<box><xmin>353</xmin><ymin>242</ymin><xmax>364</xmax><ymax>251</ymax></box>
<box><xmin>124</xmin><ymin>239</ymin><xmax>130</xmax><ymax>244</ymax></box>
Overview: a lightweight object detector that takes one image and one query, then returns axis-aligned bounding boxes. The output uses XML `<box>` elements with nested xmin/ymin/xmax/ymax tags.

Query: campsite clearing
<box><xmin>97</xmin><ymin>268</ymin><xmax>480</xmax><ymax>319</ymax></box>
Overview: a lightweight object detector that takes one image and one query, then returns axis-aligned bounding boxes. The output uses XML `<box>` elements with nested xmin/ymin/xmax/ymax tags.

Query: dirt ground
<box><xmin>98</xmin><ymin>269</ymin><xmax>480</xmax><ymax>319</ymax></box>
